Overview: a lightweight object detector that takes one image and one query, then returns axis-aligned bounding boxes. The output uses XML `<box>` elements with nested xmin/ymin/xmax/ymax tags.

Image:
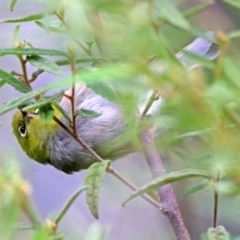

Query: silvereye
<box><xmin>11</xmin><ymin>32</ymin><xmax>219</xmax><ymax>174</ymax></box>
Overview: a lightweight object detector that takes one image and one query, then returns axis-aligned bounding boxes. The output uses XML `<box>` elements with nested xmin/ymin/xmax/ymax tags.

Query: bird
<box><xmin>12</xmin><ymin>32</ymin><xmax>219</xmax><ymax>174</ymax></box>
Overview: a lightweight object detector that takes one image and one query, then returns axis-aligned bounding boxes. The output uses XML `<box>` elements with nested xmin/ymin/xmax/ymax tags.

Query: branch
<box><xmin>140</xmin><ymin>130</ymin><xmax>191</xmax><ymax>240</ymax></box>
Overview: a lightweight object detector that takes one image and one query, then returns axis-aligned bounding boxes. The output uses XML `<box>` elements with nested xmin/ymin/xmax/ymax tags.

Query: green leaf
<box><xmin>0</xmin><ymin>84</ymin><xmax>55</xmax><ymax>115</ymax></box>
<box><xmin>39</xmin><ymin>104</ymin><xmax>54</xmax><ymax>124</ymax></box>
<box><xmin>84</xmin><ymin>223</ymin><xmax>107</xmax><ymax>240</ymax></box>
<box><xmin>52</xmin><ymin>102</ymin><xmax>72</xmax><ymax>122</ymax></box>
<box><xmin>1</xmin><ymin>13</ymin><xmax>46</xmax><ymax>23</ymax></box>
<box><xmin>228</xmin><ymin>30</ymin><xmax>240</xmax><ymax>39</ymax></box>
<box><xmin>207</xmin><ymin>226</ymin><xmax>230</xmax><ymax>240</ymax></box>
<box><xmin>27</xmin><ymin>55</ymin><xmax>62</xmax><ymax>75</ymax></box>
<box><xmin>0</xmin><ymin>69</ymin><xmax>31</xmax><ymax>93</ymax></box>
<box><xmin>0</xmin><ymin>48</ymin><xmax>67</xmax><ymax>57</ymax></box>
<box><xmin>224</xmin><ymin>58</ymin><xmax>240</xmax><ymax>88</ymax></box>
<box><xmin>31</xmin><ymin>227</ymin><xmax>50</xmax><ymax>240</ymax></box>
<box><xmin>55</xmin><ymin>186</ymin><xmax>89</xmax><ymax>224</ymax></box>
<box><xmin>0</xmin><ymin>80</ymin><xmax>6</xmax><ymax>88</ymax></box>
<box><xmin>151</xmin><ymin>0</ymin><xmax>191</xmax><ymax>30</ymax></box>
<box><xmin>10</xmin><ymin>0</ymin><xmax>18</xmax><ymax>12</ymax></box>
<box><xmin>123</xmin><ymin>169</ymin><xmax>211</xmax><ymax>206</ymax></box>
<box><xmin>85</xmin><ymin>160</ymin><xmax>111</xmax><ymax>219</ymax></box>
<box><xmin>23</xmin><ymin>92</ymin><xmax>63</xmax><ymax>111</ymax></box>
<box><xmin>13</xmin><ymin>25</ymin><xmax>20</xmax><ymax>45</ymax></box>
<box><xmin>223</xmin><ymin>0</ymin><xmax>240</xmax><ymax>9</ymax></box>
<box><xmin>87</xmin><ymin>82</ymin><xmax>119</xmax><ymax>103</ymax></box>
<box><xmin>182</xmin><ymin>182</ymin><xmax>209</xmax><ymax>198</ymax></box>
<box><xmin>35</xmin><ymin>20</ymin><xmax>66</xmax><ymax>34</ymax></box>
<box><xmin>76</xmin><ymin>109</ymin><xmax>101</xmax><ymax>118</ymax></box>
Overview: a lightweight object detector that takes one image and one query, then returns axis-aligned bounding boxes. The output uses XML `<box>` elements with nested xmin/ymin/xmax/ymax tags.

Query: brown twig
<box><xmin>140</xmin><ymin>130</ymin><xmax>190</xmax><ymax>240</ymax></box>
<box><xmin>53</xmin><ymin>116</ymin><xmax>160</xmax><ymax>209</ymax></box>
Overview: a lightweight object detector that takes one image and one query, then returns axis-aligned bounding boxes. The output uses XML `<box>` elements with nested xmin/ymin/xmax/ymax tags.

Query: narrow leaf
<box><xmin>123</xmin><ymin>169</ymin><xmax>211</xmax><ymax>206</ymax></box>
<box><xmin>13</xmin><ymin>25</ymin><xmax>20</xmax><ymax>45</ymax></box>
<box><xmin>35</xmin><ymin>20</ymin><xmax>66</xmax><ymax>34</ymax></box>
<box><xmin>27</xmin><ymin>55</ymin><xmax>62</xmax><ymax>75</ymax></box>
<box><xmin>39</xmin><ymin>104</ymin><xmax>54</xmax><ymax>124</ymax></box>
<box><xmin>223</xmin><ymin>0</ymin><xmax>240</xmax><ymax>9</ymax></box>
<box><xmin>0</xmin><ymin>80</ymin><xmax>6</xmax><ymax>88</ymax></box>
<box><xmin>55</xmin><ymin>186</ymin><xmax>89</xmax><ymax>224</ymax></box>
<box><xmin>151</xmin><ymin>0</ymin><xmax>191</xmax><ymax>30</ymax></box>
<box><xmin>182</xmin><ymin>182</ymin><xmax>209</xmax><ymax>198</ymax></box>
<box><xmin>207</xmin><ymin>226</ymin><xmax>230</xmax><ymax>240</ymax></box>
<box><xmin>23</xmin><ymin>92</ymin><xmax>63</xmax><ymax>111</ymax></box>
<box><xmin>0</xmin><ymin>48</ymin><xmax>67</xmax><ymax>57</ymax></box>
<box><xmin>10</xmin><ymin>0</ymin><xmax>18</xmax><ymax>12</ymax></box>
<box><xmin>0</xmin><ymin>69</ymin><xmax>31</xmax><ymax>93</ymax></box>
<box><xmin>76</xmin><ymin>109</ymin><xmax>101</xmax><ymax>118</ymax></box>
<box><xmin>0</xmin><ymin>84</ymin><xmax>55</xmax><ymax>115</ymax></box>
<box><xmin>51</xmin><ymin>102</ymin><xmax>72</xmax><ymax>123</ymax></box>
<box><xmin>85</xmin><ymin>160</ymin><xmax>111</xmax><ymax>219</ymax></box>
<box><xmin>1</xmin><ymin>13</ymin><xmax>46</xmax><ymax>23</ymax></box>
<box><xmin>87</xmin><ymin>82</ymin><xmax>119</xmax><ymax>103</ymax></box>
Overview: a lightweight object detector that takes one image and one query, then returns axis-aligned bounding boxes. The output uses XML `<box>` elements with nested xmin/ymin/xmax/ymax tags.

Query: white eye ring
<box><xmin>18</xmin><ymin>125</ymin><xmax>27</xmax><ymax>138</ymax></box>
<box><xmin>35</xmin><ymin>109</ymin><xmax>39</xmax><ymax>115</ymax></box>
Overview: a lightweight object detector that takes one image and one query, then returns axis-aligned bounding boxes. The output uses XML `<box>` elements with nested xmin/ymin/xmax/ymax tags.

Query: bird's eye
<box><xmin>18</xmin><ymin>125</ymin><xmax>27</xmax><ymax>138</ymax></box>
<box><xmin>35</xmin><ymin>109</ymin><xmax>39</xmax><ymax>115</ymax></box>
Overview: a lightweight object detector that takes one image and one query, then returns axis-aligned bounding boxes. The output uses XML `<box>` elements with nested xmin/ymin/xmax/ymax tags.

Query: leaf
<box><xmin>76</xmin><ymin>109</ymin><xmax>101</xmax><ymax>118</ymax></box>
<box><xmin>1</xmin><ymin>13</ymin><xmax>46</xmax><ymax>23</ymax></box>
<box><xmin>27</xmin><ymin>55</ymin><xmax>62</xmax><ymax>75</ymax></box>
<box><xmin>35</xmin><ymin>20</ymin><xmax>66</xmax><ymax>34</ymax></box>
<box><xmin>151</xmin><ymin>0</ymin><xmax>191</xmax><ymax>30</ymax></box>
<box><xmin>10</xmin><ymin>0</ymin><xmax>18</xmax><ymax>12</ymax></box>
<box><xmin>228</xmin><ymin>30</ymin><xmax>240</xmax><ymax>39</ymax></box>
<box><xmin>182</xmin><ymin>182</ymin><xmax>209</xmax><ymax>198</ymax></box>
<box><xmin>84</xmin><ymin>223</ymin><xmax>107</xmax><ymax>240</ymax></box>
<box><xmin>123</xmin><ymin>169</ymin><xmax>211</xmax><ymax>206</ymax></box>
<box><xmin>51</xmin><ymin>102</ymin><xmax>72</xmax><ymax>122</ymax></box>
<box><xmin>0</xmin><ymin>84</ymin><xmax>55</xmax><ymax>115</ymax></box>
<box><xmin>0</xmin><ymin>80</ymin><xmax>6</xmax><ymax>88</ymax></box>
<box><xmin>223</xmin><ymin>0</ymin><xmax>240</xmax><ymax>9</ymax></box>
<box><xmin>85</xmin><ymin>160</ymin><xmax>111</xmax><ymax>219</ymax></box>
<box><xmin>13</xmin><ymin>25</ymin><xmax>20</xmax><ymax>45</ymax></box>
<box><xmin>207</xmin><ymin>226</ymin><xmax>230</xmax><ymax>240</ymax></box>
<box><xmin>0</xmin><ymin>48</ymin><xmax>67</xmax><ymax>57</ymax></box>
<box><xmin>32</xmin><ymin>227</ymin><xmax>50</xmax><ymax>240</ymax></box>
<box><xmin>39</xmin><ymin>104</ymin><xmax>54</xmax><ymax>124</ymax></box>
<box><xmin>0</xmin><ymin>69</ymin><xmax>31</xmax><ymax>93</ymax></box>
<box><xmin>87</xmin><ymin>82</ymin><xmax>119</xmax><ymax>103</ymax></box>
<box><xmin>55</xmin><ymin>186</ymin><xmax>89</xmax><ymax>224</ymax></box>
<box><xmin>23</xmin><ymin>92</ymin><xmax>63</xmax><ymax>111</ymax></box>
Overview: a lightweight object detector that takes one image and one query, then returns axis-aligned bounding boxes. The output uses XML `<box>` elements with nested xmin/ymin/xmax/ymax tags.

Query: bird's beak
<box><xmin>20</xmin><ymin>110</ymin><xmax>36</xmax><ymax>126</ymax></box>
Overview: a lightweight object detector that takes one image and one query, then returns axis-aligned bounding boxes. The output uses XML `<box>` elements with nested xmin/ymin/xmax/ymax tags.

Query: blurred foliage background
<box><xmin>1</xmin><ymin>0</ymin><xmax>240</xmax><ymax>239</ymax></box>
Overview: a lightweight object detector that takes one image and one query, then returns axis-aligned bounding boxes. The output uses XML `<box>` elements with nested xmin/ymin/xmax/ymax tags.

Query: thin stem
<box><xmin>56</xmin><ymin>12</ymin><xmax>93</xmax><ymax>56</ymax></box>
<box><xmin>85</xmin><ymin>11</ymin><xmax>108</xmax><ymax>56</ymax></box>
<box><xmin>17</xmin><ymin>55</ymin><xmax>32</xmax><ymax>90</ymax></box>
<box><xmin>141</xmin><ymin>90</ymin><xmax>159</xmax><ymax>118</ymax></box>
<box><xmin>108</xmin><ymin>167</ymin><xmax>161</xmax><ymax>209</ymax></box>
<box><xmin>55</xmin><ymin>186</ymin><xmax>89</xmax><ymax>224</ymax></box>
<box><xmin>213</xmin><ymin>173</ymin><xmax>220</xmax><ymax>228</ymax></box>
<box><xmin>52</xmin><ymin>116</ymin><xmax>160</xmax><ymax>210</ymax></box>
<box><xmin>69</xmin><ymin>60</ymin><xmax>78</xmax><ymax>136</ymax></box>
<box><xmin>215</xmin><ymin>32</ymin><xmax>229</xmax><ymax>79</ymax></box>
